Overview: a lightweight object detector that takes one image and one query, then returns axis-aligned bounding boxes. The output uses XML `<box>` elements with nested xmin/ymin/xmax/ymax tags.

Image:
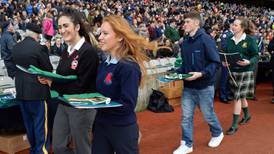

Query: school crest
<box><xmin>71</xmin><ymin>55</ymin><xmax>79</xmax><ymax>70</ymax></box>
<box><xmin>242</xmin><ymin>42</ymin><xmax>248</xmax><ymax>48</ymax></box>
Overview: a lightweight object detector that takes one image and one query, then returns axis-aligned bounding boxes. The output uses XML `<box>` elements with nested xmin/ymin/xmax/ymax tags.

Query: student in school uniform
<box><xmin>223</xmin><ymin>17</ymin><xmax>259</xmax><ymax>135</ymax></box>
<box><xmin>92</xmin><ymin>15</ymin><xmax>156</xmax><ymax>154</ymax></box>
<box><xmin>38</xmin><ymin>8</ymin><xmax>99</xmax><ymax>154</ymax></box>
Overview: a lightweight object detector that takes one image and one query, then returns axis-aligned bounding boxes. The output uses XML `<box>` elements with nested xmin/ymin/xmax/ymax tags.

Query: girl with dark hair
<box><xmin>223</xmin><ymin>17</ymin><xmax>259</xmax><ymax>135</ymax></box>
<box><xmin>38</xmin><ymin>7</ymin><xmax>99</xmax><ymax>154</ymax></box>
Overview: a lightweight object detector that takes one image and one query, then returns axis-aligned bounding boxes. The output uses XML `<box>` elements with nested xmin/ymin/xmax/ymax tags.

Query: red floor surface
<box><xmin>138</xmin><ymin>82</ymin><xmax>274</xmax><ymax>154</ymax></box>
<box><xmin>1</xmin><ymin>82</ymin><xmax>274</xmax><ymax>154</ymax></box>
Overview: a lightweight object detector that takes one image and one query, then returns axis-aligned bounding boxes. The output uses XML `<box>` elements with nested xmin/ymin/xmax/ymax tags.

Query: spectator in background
<box><xmin>164</xmin><ymin>19</ymin><xmax>180</xmax><ymax>43</ymax></box>
<box><xmin>43</xmin><ymin>11</ymin><xmax>55</xmax><ymax>41</ymax></box>
<box><xmin>148</xmin><ymin>21</ymin><xmax>158</xmax><ymax>41</ymax></box>
<box><xmin>0</xmin><ymin>20</ymin><xmax>16</xmax><ymax>79</ymax></box>
<box><xmin>218</xmin><ymin>20</ymin><xmax>234</xmax><ymax>103</ymax></box>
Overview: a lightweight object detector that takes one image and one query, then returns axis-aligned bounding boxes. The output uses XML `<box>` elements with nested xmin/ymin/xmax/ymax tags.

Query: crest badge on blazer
<box><xmin>71</xmin><ymin>55</ymin><xmax>79</xmax><ymax>70</ymax></box>
<box><xmin>242</xmin><ymin>42</ymin><xmax>248</xmax><ymax>48</ymax></box>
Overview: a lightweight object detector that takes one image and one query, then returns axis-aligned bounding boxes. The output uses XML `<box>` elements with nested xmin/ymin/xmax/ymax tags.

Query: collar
<box><xmin>188</xmin><ymin>28</ymin><xmax>204</xmax><ymax>40</ymax></box>
<box><xmin>105</xmin><ymin>55</ymin><xmax>119</xmax><ymax>65</ymax></box>
<box><xmin>67</xmin><ymin>37</ymin><xmax>85</xmax><ymax>55</ymax></box>
<box><xmin>232</xmin><ymin>33</ymin><xmax>246</xmax><ymax>45</ymax></box>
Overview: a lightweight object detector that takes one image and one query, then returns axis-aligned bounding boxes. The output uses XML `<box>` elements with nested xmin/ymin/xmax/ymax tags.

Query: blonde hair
<box><xmin>103</xmin><ymin>15</ymin><xmax>157</xmax><ymax>86</ymax></box>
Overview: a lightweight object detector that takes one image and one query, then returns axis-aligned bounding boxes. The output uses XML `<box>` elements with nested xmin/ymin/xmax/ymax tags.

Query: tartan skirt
<box><xmin>229</xmin><ymin>71</ymin><xmax>254</xmax><ymax>100</ymax></box>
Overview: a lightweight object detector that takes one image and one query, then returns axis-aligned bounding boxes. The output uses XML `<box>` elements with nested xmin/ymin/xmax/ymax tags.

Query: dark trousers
<box><xmin>92</xmin><ymin>122</ymin><xmax>139</xmax><ymax>154</ymax></box>
<box><xmin>52</xmin><ymin>104</ymin><xmax>96</xmax><ymax>154</ymax></box>
<box><xmin>46</xmin><ymin>98</ymin><xmax>58</xmax><ymax>144</ymax></box>
<box><xmin>219</xmin><ymin>65</ymin><xmax>232</xmax><ymax>99</ymax></box>
<box><xmin>271</xmin><ymin>59</ymin><xmax>274</xmax><ymax>92</ymax></box>
<box><xmin>19</xmin><ymin>100</ymin><xmax>49</xmax><ymax>154</ymax></box>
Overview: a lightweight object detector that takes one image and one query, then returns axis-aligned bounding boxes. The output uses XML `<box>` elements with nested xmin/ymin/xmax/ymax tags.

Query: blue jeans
<box><xmin>181</xmin><ymin>86</ymin><xmax>223</xmax><ymax>147</ymax></box>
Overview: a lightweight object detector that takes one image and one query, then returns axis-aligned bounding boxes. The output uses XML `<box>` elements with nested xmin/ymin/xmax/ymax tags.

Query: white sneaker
<box><xmin>173</xmin><ymin>141</ymin><xmax>193</xmax><ymax>154</ymax></box>
<box><xmin>208</xmin><ymin>132</ymin><xmax>224</xmax><ymax>148</ymax></box>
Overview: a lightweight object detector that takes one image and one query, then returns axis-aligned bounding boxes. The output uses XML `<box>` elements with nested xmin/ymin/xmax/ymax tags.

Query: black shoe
<box><xmin>226</xmin><ymin>127</ymin><xmax>238</xmax><ymax>135</ymax></box>
<box><xmin>239</xmin><ymin>116</ymin><xmax>251</xmax><ymax>125</ymax></box>
<box><xmin>220</xmin><ymin>98</ymin><xmax>229</xmax><ymax>103</ymax></box>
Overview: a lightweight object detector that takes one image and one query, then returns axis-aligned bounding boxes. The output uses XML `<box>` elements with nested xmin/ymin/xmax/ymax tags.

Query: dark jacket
<box><xmin>0</xmin><ymin>30</ymin><xmax>16</xmax><ymax>78</ymax></box>
<box><xmin>95</xmin><ymin>59</ymin><xmax>141</xmax><ymax>126</ymax></box>
<box><xmin>12</xmin><ymin>37</ymin><xmax>53</xmax><ymax>100</ymax></box>
<box><xmin>268</xmin><ymin>38</ymin><xmax>274</xmax><ymax>53</ymax></box>
<box><xmin>50</xmin><ymin>43</ymin><xmax>67</xmax><ymax>57</ymax></box>
<box><xmin>178</xmin><ymin>28</ymin><xmax>220</xmax><ymax>89</ymax></box>
<box><xmin>51</xmin><ymin>42</ymin><xmax>99</xmax><ymax>96</ymax></box>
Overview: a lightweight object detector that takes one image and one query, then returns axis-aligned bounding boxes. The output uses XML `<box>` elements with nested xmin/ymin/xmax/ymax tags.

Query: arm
<box><xmin>248</xmin><ymin>38</ymin><xmax>259</xmax><ymax>66</ymax></box>
<box><xmin>200</xmin><ymin>36</ymin><xmax>220</xmax><ymax>79</ymax></box>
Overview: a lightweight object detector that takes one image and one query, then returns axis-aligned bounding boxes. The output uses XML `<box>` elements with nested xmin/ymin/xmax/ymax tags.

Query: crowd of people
<box><xmin>0</xmin><ymin>0</ymin><xmax>274</xmax><ymax>154</ymax></box>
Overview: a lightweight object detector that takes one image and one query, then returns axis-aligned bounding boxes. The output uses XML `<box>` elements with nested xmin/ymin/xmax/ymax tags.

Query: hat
<box><xmin>1</xmin><ymin>21</ymin><xmax>11</xmax><ymax>30</ymax></box>
<box><xmin>26</xmin><ymin>23</ymin><xmax>42</xmax><ymax>34</ymax></box>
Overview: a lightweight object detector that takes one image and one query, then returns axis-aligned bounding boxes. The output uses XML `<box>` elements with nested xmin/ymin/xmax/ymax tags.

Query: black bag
<box><xmin>147</xmin><ymin>89</ymin><xmax>174</xmax><ymax>113</ymax></box>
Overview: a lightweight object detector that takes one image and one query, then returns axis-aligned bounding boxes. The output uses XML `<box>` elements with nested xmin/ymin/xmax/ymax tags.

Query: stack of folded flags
<box><xmin>63</xmin><ymin>93</ymin><xmax>111</xmax><ymax>105</ymax></box>
<box><xmin>0</xmin><ymin>93</ymin><xmax>17</xmax><ymax>108</ymax></box>
<box><xmin>165</xmin><ymin>72</ymin><xmax>192</xmax><ymax>80</ymax></box>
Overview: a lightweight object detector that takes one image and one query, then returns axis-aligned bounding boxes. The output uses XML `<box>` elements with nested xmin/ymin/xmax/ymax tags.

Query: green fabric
<box><xmin>242</xmin><ymin>107</ymin><xmax>250</xmax><ymax>119</ymax></box>
<box><xmin>165</xmin><ymin>72</ymin><xmax>192</xmax><ymax>80</ymax></box>
<box><xmin>225</xmin><ymin>34</ymin><xmax>259</xmax><ymax>72</ymax></box>
<box><xmin>0</xmin><ymin>94</ymin><xmax>18</xmax><ymax>108</ymax></box>
<box><xmin>63</xmin><ymin>93</ymin><xmax>105</xmax><ymax>102</ymax></box>
<box><xmin>231</xmin><ymin>114</ymin><xmax>240</xmax><ymax>129</ymax></box>
<box><xmin>28</xmin><ymin>65</ymin><xmax>77</xmax><ymax>80</ymax></box>
<box><xmin>50</xmin><ymin>90</ymin><xmax>59</xmax><ymax>98</ymax></box>
<box><xmin>164</xmin><ymin>26</ymin><xmax>180</xmax><ymax>42</ymax></box>
<box><xmin>174</xmin><ymin>57</ymin><xmax>183</xmax><ymax>68</ymax></box>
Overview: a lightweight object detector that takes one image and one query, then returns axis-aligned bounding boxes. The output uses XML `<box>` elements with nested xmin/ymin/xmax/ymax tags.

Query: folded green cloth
<box><xmin>28</xmin><ymin>65</ymin><xmax>77</xmax><ymax>81</ymax></box>
<box><xmin>165</xmin><ymin>73</ymin><xmax>192</xmax><ymax>80</ymax></box>
<box><xmin>174</xmin><ymin>57</ymin><xmax>183</xmax><ymax>68</ymax></box>
<box><xmin>0</xmin><ymin>94</ymin><xmax>18</xmax><ymax>108</ymax></box>
<box><xmin>50</xmin><ymin>90</ymin><xmax>59</xmax><ymax>98</ymax></box>
<box><xmin>63</xmin><ymin>93</ymin><xmax>111</xmax><ymax>104</ymax></box>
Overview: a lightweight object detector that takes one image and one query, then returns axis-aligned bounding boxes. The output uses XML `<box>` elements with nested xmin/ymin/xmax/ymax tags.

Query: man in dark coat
<box><xmin>0</xmin><ymin>21</ymin><xmax>16</xmax><ymax>78</ymax></box>
<box><xmin>12</xmin><ymin>23</ymin><xmax>53</xmax><ymax>154</ymax></box>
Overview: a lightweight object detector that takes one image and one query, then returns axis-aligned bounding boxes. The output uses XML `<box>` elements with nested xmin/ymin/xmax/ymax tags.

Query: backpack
<box><xmin>147</xmin><ymin>89</ymin><xmax>174</xmax><ymax>113</ymax></box>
